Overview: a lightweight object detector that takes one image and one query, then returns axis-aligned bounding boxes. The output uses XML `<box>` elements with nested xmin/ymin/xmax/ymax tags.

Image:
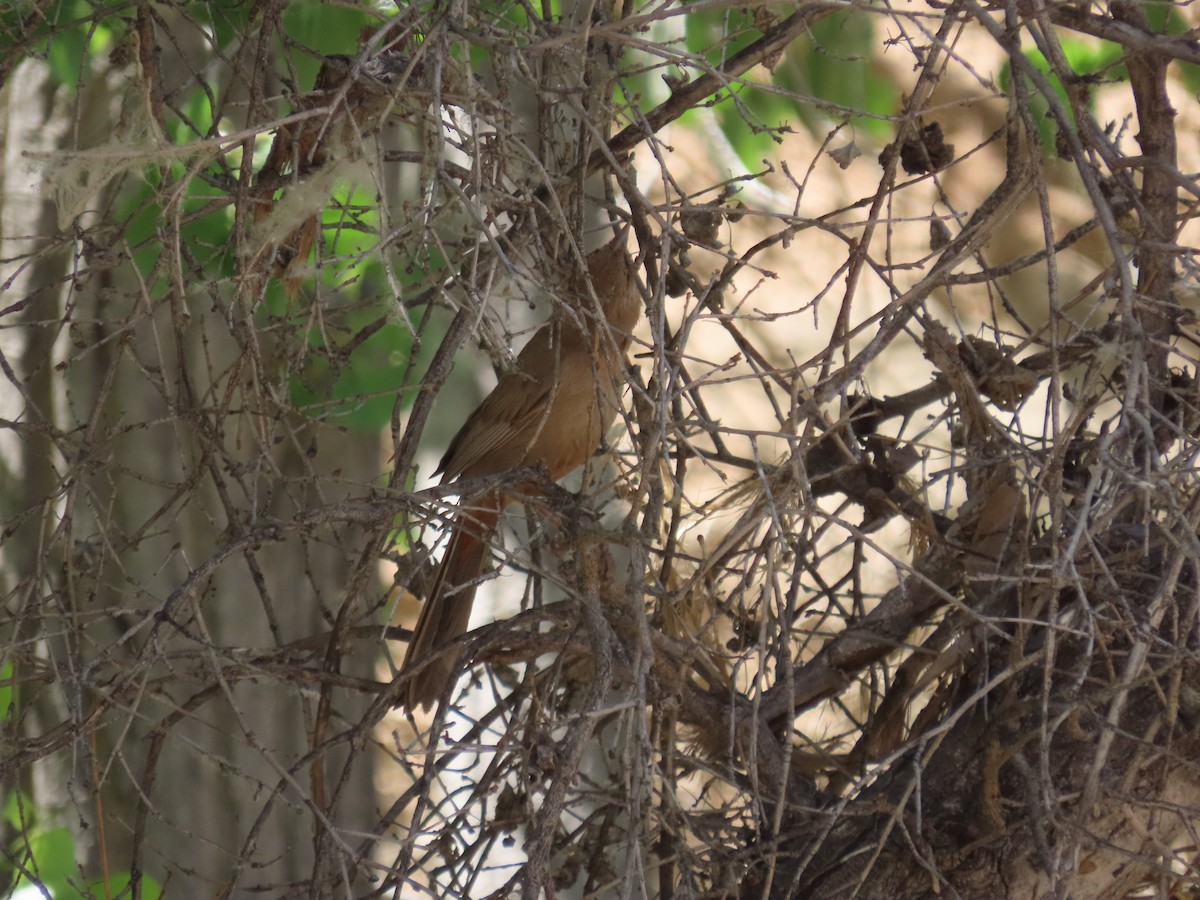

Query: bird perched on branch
<box><xmin>401</xmin><ymin>233</ymin><xmax>641</xmax><ymax>710</ymax></box>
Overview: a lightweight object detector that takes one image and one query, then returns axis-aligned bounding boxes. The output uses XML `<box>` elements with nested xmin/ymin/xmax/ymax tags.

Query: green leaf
<box><xmin>171</xmin><ymin>82</ymin><xmax>218</xmax><ymax>144</ymax></box>
<box><xmin>0</xmin><ymin>658</ymin><xmax>14</xmax><ymax>723</ymax></box>
<box><xmin>280</xmin><ymin>2</ymin><xmax>382</xmax><ymax>91</ymax></box>
<box><xmin>40</xmin><ymin>0</ymin><xmax>121</xmax><ymax>90</ymax></box>
<box><xmin>288</xmin><ymin>316</ymin><xmax>410</xmax><ymax>432</ymax></box>
<box><xmin>1145</xmin><ymin>3</ymin><xmax>1187</xmax><ymax>34</ymax></box>
<box><xmin>713</xmin><ymin>85</ymin><xmax>791</xmax><ymax>168</ymax></box>
<box><xmin>290</xmin><ymin>248</ymin><xmax>448</xmax><ymax>431</ymax></box>
<box><xmin>15</xmin><ymin>826</ymin><xmax>78</xmax><ymax>895</ymax></box>
<box><xmin>1000</xmin><ymin>39</ymin><xmax>1126</xmax><ymax>151</ymax></box>
<box><xmin>685</xmin><ymin>7</ymin><xmax>761</xmax><ymax>64</ymax></box>
<box><xmin>1059</xmin><ymin>36</ymin><xmax>1125</xmax><ymax>78</ymax></box>
<box><xmin>679</xmin><ymin>7</ymin><xmax>895</xmax><ymax>161</ymax></box>
<box><xmin>187</xmin><ymin>0</ymin><xmax>254</xmax><ymax>51</ymax></box>
<box><xmin>90</xmin><ymin>872</ymin><xmax>163</xmax><ymax>899</ymax></box>
<box><xmin>118</xmin><ymin>176</ymin><xmax>164</xmax><ymax>279</ymax></box>
<box><xmin>3</xmin><ymin>791</ymin><xmax>34</xmax><ymax>833</ymax></box>
<box><xmin>46</xmin><ymin>19</ymin><xmax>88</xmax><ymax>87</ymax></box>
<box><xmin>795</xmin><ymin>11</ymin><xmax>895</xmax><ymax>137</ymax></box>
<box><xmin>681</xmin><ymin>10</ymin><xmax>791</xmax><ymax>165</ymax></box>
<box><xmin>1</xmin><ymin>0</ymin><xmax>121</xmax><ymax>89</ymax></box>
<box><xmin>474</xmin><ymin>0</ymin><xmax>565</xmax><ymax>30</ymax></box>
<box><xmin>180</xmin><ymin>175</ymin><xmax>237</xmax><ymax>279</ymax></box>
<box><xmin>1141</xmin><ymin>6</ymin><xmax>1200</xmax><ymax>92</ymax></box>
<box><xmin>322</xmin><ymin>185</ymin><xmax>380</xmax><ymax>278</ymax></box>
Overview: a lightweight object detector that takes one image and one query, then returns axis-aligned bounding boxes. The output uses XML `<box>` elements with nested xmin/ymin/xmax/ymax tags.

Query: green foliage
<box><xmin>323</xmin><ymin>185</ymin><xmax>382</xmax><ymax>279</ymax></box>
<box><xmin>681</xmin><ymin>8</ymin><xmax>895</xmax><ymax>168</ymax></box>
<box><xmin>471</xmin><ymin>0</ymin><xmax>565</xmax><ymax>32</ymax></box>
<box><xmin>287</xmin><ymin>248</ymin><xmax>445</xmax><ymax>433</ymax></box>
<box><xmin>287</xmin><ymin>296</ymin><xmax>412</xmax><ymax>433</ymax></box>
<box><xmin>1001</xmin><ymin>36</ymin><xmax>1126</xmax><ymax>150</ymax></box>
<box><xmin>117</xmin><ymin>160</ymin><xmax>419</xmax><ymax>434</ymax></box>
<box><xmin>14</xmin><ymin>824</ymin><xmax>75</xmax><ymax>896</ymax></box>
<box><xmin>0</xmin><ymin>658</ymin><xmax>13</xmax><ymax>722</ymax></box>
<box><xmin>795</xmin><ymin>12</ymin><xmax>894</xmax><ymax>137</ymax></box>
<box><xmin>118</xmin><ymin>161</ymin><xmax>237</xmax><ymax>286</ymax></box>
<box><xmin>280</xmin><ymin>1</ymin><xmax>384</xmax><ymax>90</ymax></box>
<box><xmin>3</xmin><ymin>0</ymin><xmax>122</xmax><ymax>90</ymax></box>
<box><xmin>89</xmin><ymin>872</ymin><xmax>163</xmax><ymax>899</ymax></box>
<box><xmin>685</xmin><ymin>6</ymin><xmax>762</xmax><ymax>63</ymax></box>
<box><xmin>1147</xmin><ymin>5</ymin><xmax>1200</xmax><ymax>92</ymax></box>
<box><xmin>1</xmin><ymin>794</ymin><xmax>157</xmax><ymax>898</ymax></box>
<box><xmin>0</xmin><ymin>751</ymin><xmax>76</xmax><ymax>893</ymax></box>
<box><xmin>1</xmin><ymin>792</ymin><xmax>163</xmax><ymax>898</ymax></box>
<box><xmin>474</xmin><ymin>0</ymin><xmax>533</xmax><ymax>32</ymax></box>
<box><xmin>46</xmin><ymin>18</ymin><xmax>89</xmax><ymax>87</ymax></box>
<box><xmin>186</xmin><ymin>0</ymin><xmax>254</xmax><ymax>52</ymax></box>
<box><xmin>171</xmin><ymin>79</ymin><xmax>218</xmax><ymax>143</ymax></box>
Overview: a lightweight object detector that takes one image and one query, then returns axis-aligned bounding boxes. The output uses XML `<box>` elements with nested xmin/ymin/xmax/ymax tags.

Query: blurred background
<box><xmin>2</xmin><ymin>1</ymin><xmax>1199</xmax><ymax>896</ymax></box>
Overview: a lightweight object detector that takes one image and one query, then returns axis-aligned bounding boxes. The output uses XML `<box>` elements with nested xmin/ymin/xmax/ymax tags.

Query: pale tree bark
<box><xmin>1</xmin><ymin>43</ymin><xmax>383</xmax><ymax>896</ymax></box>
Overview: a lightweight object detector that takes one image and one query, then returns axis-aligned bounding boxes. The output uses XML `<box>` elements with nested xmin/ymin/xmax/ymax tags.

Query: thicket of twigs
<box><xmin>2</xmin><ymin>1</ymin><xmax>1200</xmax><ymax>897</ymax></box>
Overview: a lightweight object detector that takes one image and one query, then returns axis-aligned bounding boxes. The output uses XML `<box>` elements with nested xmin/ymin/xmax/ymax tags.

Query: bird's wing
<box><xmin>438</xmin><ymin>320</ymin><xmax>599</xmax><ymax>481</ymax></box>
<box><xmin>437</xmin><ymin>376</ymin><xmax>555</xmax><ymax>480</ymax></box>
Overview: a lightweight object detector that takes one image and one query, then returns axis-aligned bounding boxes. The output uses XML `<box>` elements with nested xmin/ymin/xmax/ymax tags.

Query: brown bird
<box><xmin>401</xmin><ymin>234</ymin><xmax>641</xmax><ymax>710</ymax></box>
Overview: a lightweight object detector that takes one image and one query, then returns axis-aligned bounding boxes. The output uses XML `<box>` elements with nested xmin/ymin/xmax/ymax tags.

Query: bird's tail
<box><xmin>401</xmin><ymin>498</ymin><xmax>501</xmax><ymax>710</ymax></box>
